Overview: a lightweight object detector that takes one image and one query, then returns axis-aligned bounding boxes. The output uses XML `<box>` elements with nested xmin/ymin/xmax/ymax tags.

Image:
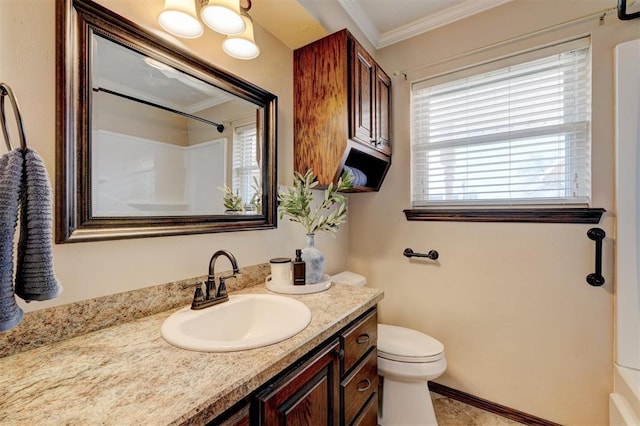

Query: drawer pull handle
<box><xmin>356</xmin><ymin>334</ymin><xmax>370</xmax><ymax>344</ymax></box>
<box><xmin>357</xmin><ymin>378</ymin><xmax>371</xmax><ymax>392</ymax></box>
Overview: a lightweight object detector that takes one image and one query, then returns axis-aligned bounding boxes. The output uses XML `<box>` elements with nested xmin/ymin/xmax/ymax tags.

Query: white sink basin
<box><xmin>161</xmin><ymin>294</ymin><xmax>312</xmax><ymax>352</ymax></box>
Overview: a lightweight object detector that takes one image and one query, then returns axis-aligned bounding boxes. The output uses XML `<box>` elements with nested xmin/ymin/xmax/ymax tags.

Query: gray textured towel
<box><xmin>15</xmin><ymin>148</ymin><xmax>62</xmax><ymax>302</ymax></box>
<box><xmin>0</xmin><ymin>149</ymin><xmax>24</xmax><ymax>331</ymax></box>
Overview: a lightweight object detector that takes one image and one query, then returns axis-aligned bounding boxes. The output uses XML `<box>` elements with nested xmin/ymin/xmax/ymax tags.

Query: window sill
<box><xmin>403</xmin><ymin>208</ymin><xmax>605</xmax><ymax>224</ymax></box>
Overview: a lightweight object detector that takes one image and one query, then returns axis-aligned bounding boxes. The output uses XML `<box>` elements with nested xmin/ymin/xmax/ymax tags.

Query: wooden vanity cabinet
<box><xmin>212</xmin><ymin>307</ymin><xmax>378</xmax><ymax>426</ymax></box>
<box><xmin>256</xmin><ymin>340</ymin><xmax>341</xmax><ymax>425</ymax></box>
<box><xmin>294</xmin><ymin>30</ymin><xmax>391</xmax><ymax>192</ymax></box>
<box><xmin>213</xmin><ymin>402</ymin><xmax>250</xmax><ymax>426</ymax></box>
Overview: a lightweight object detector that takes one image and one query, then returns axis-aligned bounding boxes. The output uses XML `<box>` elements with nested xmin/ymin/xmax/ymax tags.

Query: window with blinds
<box><xmin>232</xmin><ymin>124</ymin><xmax>260</xmax><ymax>209</ymax></box>
<box><xmin>410</xmin><ymin>38</ymin><xmax>591</xmax><ymax>208</ymax></box>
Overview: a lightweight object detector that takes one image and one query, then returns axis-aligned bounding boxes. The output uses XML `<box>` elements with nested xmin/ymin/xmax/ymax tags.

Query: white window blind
<box><xmin>410</xmin><ymin>38</ymin><xmax>591</xmax><ymax>208</ymax></box>
<box><xmin>232</xmin><ymin>124</ymin><xmax>260</xmax><ymax>207</ymax></box>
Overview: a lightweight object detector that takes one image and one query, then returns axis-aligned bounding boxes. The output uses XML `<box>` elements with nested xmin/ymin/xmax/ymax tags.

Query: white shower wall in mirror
<box><xmin>186</xmin><ymin>138</ymin><xmax>228</xmax><ymax>214</ymax></box>
<box><xmin>92</xmin><ymin>130</ymin><xmax>226</xmax><ymax>216</ymax></box>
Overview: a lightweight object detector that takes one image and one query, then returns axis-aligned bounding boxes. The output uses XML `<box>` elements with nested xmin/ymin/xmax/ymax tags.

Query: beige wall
<box><xmin>348</xmin><ymin>0</ymin><xmax>639</xmax><ymax>424</ymax></box>
<box><xmin>0</xmin><ymin>0</ymin><xmax>348</xmax><ymax>310</ymax></box>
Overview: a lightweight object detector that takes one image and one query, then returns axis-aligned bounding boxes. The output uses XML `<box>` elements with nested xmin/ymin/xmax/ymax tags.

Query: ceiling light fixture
<box><xmin>200</xmin><ymin>0</ymin><xmax>245</xmax><ymax>35</ymax></box>
<box><xmin>157</xmin><ymin>0</ymin><xmax>260</xmax><ymax>60</ymax></box>
<box><xmin>157</xmin><ymin>0</ymin><xmax>204</xmax><ymax>39</ymax></box>
<box><xmin>222</xmin><ymin>12</ymin><xmax>260</xmax><ymax>59</ymax></box>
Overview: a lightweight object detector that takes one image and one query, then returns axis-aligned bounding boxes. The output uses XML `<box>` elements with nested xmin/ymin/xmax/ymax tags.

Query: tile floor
<box><xmin>433</xmin><ymin>395</ymin><xmax>525</xmax><ymax>425</ymax></box>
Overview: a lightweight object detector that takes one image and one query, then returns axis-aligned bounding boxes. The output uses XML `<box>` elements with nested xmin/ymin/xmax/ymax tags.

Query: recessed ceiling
<box><xmin>259</xmin><ymin>0</ymin><xmax>511</xmax><ymax>50</ymax></box>
<box><xmin>335</xmin><ymin>0</ymin><xmax>512</xmax><ymax>48</ymax></box>
<box><xmin>93</xmin><ymin>34</ymin><xmax>233</xmax><ymax>113</ymax></box>
<box><xmin>249</xmin><ymin>0</ymin><xmax>328</xmax><ymax>49</ymax></box>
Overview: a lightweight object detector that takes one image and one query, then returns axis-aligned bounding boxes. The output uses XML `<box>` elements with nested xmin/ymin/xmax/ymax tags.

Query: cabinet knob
<box><xmin>334</xmin><ymin>348</ymin><xmax>345</xmax><ymax>360</ymax></box>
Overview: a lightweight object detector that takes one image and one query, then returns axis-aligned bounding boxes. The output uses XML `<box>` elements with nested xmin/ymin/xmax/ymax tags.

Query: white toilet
<box><xmin>331</xmin><ymin>272</ymin><xmax>447</xmax><ymax>426</ymax></box>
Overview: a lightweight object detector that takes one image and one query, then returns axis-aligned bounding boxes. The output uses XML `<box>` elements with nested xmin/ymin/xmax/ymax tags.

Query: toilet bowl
<box><xmin>331</xmin><ymin>272</ymin><xmax>447</xmax><ymax>426</ymax></box>
<box><xmin>378</xmin><ymin>324</ymin><xmax>446</xmax><ymax>425</ymax></box>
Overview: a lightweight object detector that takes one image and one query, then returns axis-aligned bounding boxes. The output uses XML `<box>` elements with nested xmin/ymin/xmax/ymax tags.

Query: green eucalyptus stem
<box><xmin>278</xmin><ymin>169</ymin><xmax>354</xmax><ymax>236</ymax></box>
<box><xmin>218</xmin><ymin>185</ymin><xmax>244</xmax><ymax>212</ymax></box>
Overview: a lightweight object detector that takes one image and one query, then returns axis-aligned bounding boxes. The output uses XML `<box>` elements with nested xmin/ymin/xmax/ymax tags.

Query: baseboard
<box><xmin>428</xmin><ymin>381</ymin><xmax>562</xmax><ymax>426</ymax></box>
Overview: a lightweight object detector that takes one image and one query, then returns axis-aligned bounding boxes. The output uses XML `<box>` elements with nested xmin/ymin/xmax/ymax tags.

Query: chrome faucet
<box><xmin>191</xmin><ymin>249</ymin><xmax>240</xmax><ymax>310</ymax></box>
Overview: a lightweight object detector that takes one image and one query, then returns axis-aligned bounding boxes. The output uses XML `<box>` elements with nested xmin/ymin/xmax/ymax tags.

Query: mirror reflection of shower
<box><xmin>91</xmin><ymin>33</ymin><xmax>261</xmax><ymax>217</ymax></box>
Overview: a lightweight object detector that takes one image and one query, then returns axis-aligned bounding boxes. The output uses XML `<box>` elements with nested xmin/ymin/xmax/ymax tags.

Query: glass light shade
<box><xmin>222</xmin><ymin>15</ymin><xmax>259</xmax><ymax>60</ymax></box>
<box><xmin>157</xmin><ymin>0</ymin><xmax>203</xmax><ymax>38</ymax></box>
<box><xmin>200</xmin><ymin>0</ymin><xmax>245</xmax><ymax>35</ymax></box>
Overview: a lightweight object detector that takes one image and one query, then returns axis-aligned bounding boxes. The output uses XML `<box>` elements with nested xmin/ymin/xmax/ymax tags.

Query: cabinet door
<box><xmin>351</xmin><ymin>42</ymin><xmax>375</xmax><ymax>147</ymax></box>
<box><xmin>257</xmin><ymin>340</ymin><xmax>340</xmax><ymax>425</ymax></box>
<box><xmin>375</xmin><ymin>67</ymin><xmax>391</xmax><ymax>155</ymax></box>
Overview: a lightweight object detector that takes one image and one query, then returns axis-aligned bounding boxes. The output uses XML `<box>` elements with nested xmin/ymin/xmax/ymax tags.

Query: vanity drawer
<box><xmin>341</xmin><ymin>348</ymin><xmax>378</xmax><ymax>425</ymax></box>
<box><xmin>341</xmin><ymin>309</ymin><xmax>377</xmax><ymax>375</ymax></box>
<box><xmin>351</xmin><ymin>391</ymin><xmax>378</xmax><ymax>426</ymax></box>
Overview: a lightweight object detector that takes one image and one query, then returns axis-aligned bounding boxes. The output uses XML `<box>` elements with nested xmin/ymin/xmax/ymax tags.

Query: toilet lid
<box><xmin>378</xmin><ymin>324</ymin><xmax>444</xmax><ymax>363</ymax></box>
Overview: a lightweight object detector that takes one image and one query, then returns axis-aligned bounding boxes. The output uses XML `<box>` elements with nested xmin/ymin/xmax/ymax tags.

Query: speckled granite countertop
<box><xmin>0</xmin><ymin>283</ymin><xmax>383</xmax><ymax>425</ymax></box>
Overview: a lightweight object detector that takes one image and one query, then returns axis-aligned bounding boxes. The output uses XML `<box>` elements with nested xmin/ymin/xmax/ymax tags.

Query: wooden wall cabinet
<box><xmin>211</xmin><ymin>308</ymin><xmax>378</xmax><ymax>426</ymax></box>
<box><xmin>294</xmin><ymin>30</ymin><xmax>392</xmax><ymax>192</ymax></box>
<box><xmin>351</xmin><ymin>42</ymin><xmax>391</xmax><ymax>156</ymax></box>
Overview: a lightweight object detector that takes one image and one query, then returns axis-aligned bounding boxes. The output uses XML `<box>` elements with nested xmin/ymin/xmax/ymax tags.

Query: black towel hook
<box><xmin>0</xmin><ymin>83</ymin><xmax>27</xmax><ymax>152</ymax></box>
<box><xmin>586</xmin><ymin>227</ymin><xmax>605</xmax><ymax>287</ymax></box>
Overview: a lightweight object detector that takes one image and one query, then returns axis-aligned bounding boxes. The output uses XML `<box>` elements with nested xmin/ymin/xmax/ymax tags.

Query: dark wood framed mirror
<box><xmin>56</xmin><ymin>0</ymin><xmax>277</xmax><ymax>243</ymax></box>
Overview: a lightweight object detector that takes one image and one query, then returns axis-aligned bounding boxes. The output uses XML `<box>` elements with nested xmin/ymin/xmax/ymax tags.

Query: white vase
<box><xmin>301</xmin><ymin>233</ymin><xmax>324</xmax><ymax>284</ymax></box>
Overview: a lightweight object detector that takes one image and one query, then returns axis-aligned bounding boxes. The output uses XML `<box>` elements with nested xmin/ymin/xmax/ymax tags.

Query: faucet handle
<box><xmin>216</xmin><ymin>275</ymin><xmax>237</xmax><ymax>298</ymax></box>
<box><xmin>190</xmin><ymin>282</ymin><xmax>205</xmax><ymax>309</ymax></box>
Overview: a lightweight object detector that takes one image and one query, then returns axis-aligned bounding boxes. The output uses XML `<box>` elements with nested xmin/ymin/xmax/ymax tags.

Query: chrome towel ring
<box><xmin>0</xmin><ymin>83</ymin><xmax>27</xmax><ymax>152</ymax></box>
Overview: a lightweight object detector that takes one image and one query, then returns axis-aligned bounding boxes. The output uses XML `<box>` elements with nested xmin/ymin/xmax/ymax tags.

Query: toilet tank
<box><xmin>331</xmin><ymin>271</ymin><xmax>367</xmax><ymax>287</ymax></box>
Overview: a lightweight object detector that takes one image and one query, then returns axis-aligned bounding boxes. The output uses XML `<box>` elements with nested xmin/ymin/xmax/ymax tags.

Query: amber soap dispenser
<box><xmin>293</xmin><ymin>249</ymin><xmax>306</xmax><ymax>285</ymax></box>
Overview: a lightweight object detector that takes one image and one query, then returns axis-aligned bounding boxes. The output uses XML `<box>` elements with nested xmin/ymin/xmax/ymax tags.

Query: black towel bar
<box><xmin>586</xmin><ymin>227</ymin><xmax>605</xmax><ymax>287</ymax></box>
<box><xmin>403</xmin><ymin>248</ymin><xmax>439</xmax><ymax>260</ymax></box>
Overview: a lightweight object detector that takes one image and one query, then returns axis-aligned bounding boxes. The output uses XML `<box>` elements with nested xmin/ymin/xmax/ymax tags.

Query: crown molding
<box><xmin>336</xmin><ymin>0</ymin><xmax>380</xmax><ymax>47</ymax></box>
<box><xmin>338</xmin><ymin>0</ymin><xmax>511</xmax><ymax>49</ymax></box>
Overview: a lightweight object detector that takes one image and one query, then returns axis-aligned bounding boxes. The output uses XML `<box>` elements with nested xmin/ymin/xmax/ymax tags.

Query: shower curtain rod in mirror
<box><xmin>92</xmin><ymin>87</ymin><xmax>225</xmax><ymax>133</ymax></box>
